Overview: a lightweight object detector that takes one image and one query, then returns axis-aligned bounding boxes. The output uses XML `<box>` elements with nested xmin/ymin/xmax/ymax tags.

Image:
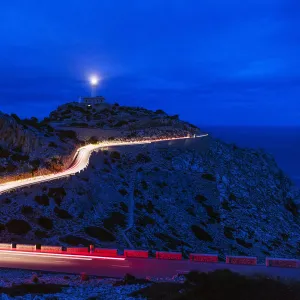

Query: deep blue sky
<box><xmin>0</xmin><ymin>0</ymin><xmax>299</xmax><ymax>125</ymax></box>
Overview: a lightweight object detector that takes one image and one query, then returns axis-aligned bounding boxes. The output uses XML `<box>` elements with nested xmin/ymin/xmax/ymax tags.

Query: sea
<box><xmin>203</xmin><ymin>126</ymin><xmax>300</xmax><ymax>188</ymax></box>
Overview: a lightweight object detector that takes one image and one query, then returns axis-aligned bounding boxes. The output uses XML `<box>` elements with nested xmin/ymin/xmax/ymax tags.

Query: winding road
<box><xmin>0</xmin><ymin>250</ymin><xmax>300</xmax><ymax>279</ymax></box>
<box><xmin>0</xmin><ymin>135</ymin><xmax>208</xmax><ymax>195</ymax></box>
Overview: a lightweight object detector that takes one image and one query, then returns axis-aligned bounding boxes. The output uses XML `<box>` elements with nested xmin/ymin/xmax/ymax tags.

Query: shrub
<box><xmin>110</xmin><ymin>151</ymin><xmax>121</xmax><ymax>160</ymax></box>
<box><xmin>141</xmin><ymin>180</ymin><xmax>148</xmax><ymax>190</ymax></box>
<box><xmin>222</xmin><ymin>201</ymin><xmax>231</xmax><ymax>211</ymax></box>
<box><xmin>84</xmin><ymin>226</ymin><xmax>116</xmax><ymax>242</ymax></box>
<box><xmin>236</xmin><ymin>238</ymin><xmax>253</xmax><ymax>248</ymax></box>
<box><xmin>224</xmin><ymin>226</ymin><xmax>234</xmax><ymax>239</ymax></box>
<box><xmin>35</xmin><ymin>230</ymin><xmax>49</xmax><ymax>238</ymax></box>
<box><xmin>229</xmin><ymin>193</ymin><xmax>237</xmax><ymax>201</ymax></box>
<box><xmin>154</xmin><ymin>232</ymin><xmax>189</xmax><ymax>250</ymax></box>
<box><xmin>136</xmin><ymin>153</ymin><xmax>152</xmax><ymax>163</ymax></box>
<box><xmin>48</xmin><ymin>142</ymin><xmax>58</xmax><ymax>148</ymax></box>
<box><xmin>103</xmin><ymin>212</ymin><xmax>126</xmax><ymax>231</ymax></box>
<box><xmin>186</xmin><ymin>205</ymin><xmax>196</xmax><ymax>216</ymax></box>
<box><xmin>57</xmin><ymin>130</ymin><xmax>77</xmax><ymax>140</ymax></box>
<box><xmin>201</xmin><ymin>173</ymin><xmax>216</xmax><ymax>181</ymax></box>
<box><xmin>146</xmin><ymin>201</ymin><xmax>154</xmax><ymax>213</ymax></box>
<box><xmin>191</xmin><ymin>225</ymin><xmax>213</xmax><ymax>242</ymax></box>
<box><xmin>11</xmin><ymin>153</ymin><xmax>29</xmax><ymax>162</ymax></box>
<box><xmin>48</xmin><ymin>187</ymin><xmax>67</xmax><ymax>198</ymax></box>
<box><xmin>54</xmin><ymin>207</ymin><xmax>73</xmax><ymax>219</ymax></box>
<box><xmin>30</xmin><ymin>159</ymin><xmax>41</xmax><ymax>170</ymax></box>
<box><xmin>204</xmin><ymin>205</ymin><xmax>220</xmax><ymax>222</ymax></box>
<box><xmin>37</xmin><ymin>217</ymin><xmax>53</xmax><ymax>230</ymax></box>
<box><xmin>0</xmin><ymin>147</ymin><xmax>10</xmax><ymax>158</ymax></box>
<box><xmin>195</xmin><ymin>194</ymin><xmax>207</xmax><ymax>203</ymax></box>
<box><xmin>285</xmin><ymin>198</ymin><xmax>298</xmax><ymax>217</ymax></box>
<box><xmin>114</xmin><ymin>120</ymin><xmax>129</xmax><ymax>127</ymax></box>
<box><xmin>170</xmin><ymin>114</ymin><xmax>179</xmax><ymax>120</ymax></box>
<box><xmin>136</xmin><ymin>216</ymin><xmax>155</xmax><ymax>226</ymax></box>
<box><xmin>34</xmin><ymin>195</ymin><xmax>49</xmax><ymax>206</ymax></box>
<box><xmin>6</xmin><ymin>219</ymin><xmax>32</xmax><ymax>234</ymax></box>
<box><xmin>120</xmin><ymin>202</ymin><xmax>128</xmax><ymax>213</ymax></box>
<box><xmin>59</xmin><ymin>235</ymin><xmax>91</xmax><ymax>246</ymax></box>
<box><xmin>119</xmin><ymin>188</ymin><xmax>128</xmax><ymax>196</ymax></box>
<box><xmin>155</xmin><ymin>109</ymin><xmax>166</xmax><ymax>115</ymax></box>
<box><xmin>21</xmin><ymin>206</ymin><xmax>33</xmax><ymax>215</ymax></box>
<box><xmin>32</xmin><ymin>275</ymin><xmax>39</xmax><ymax>284</ymax></box>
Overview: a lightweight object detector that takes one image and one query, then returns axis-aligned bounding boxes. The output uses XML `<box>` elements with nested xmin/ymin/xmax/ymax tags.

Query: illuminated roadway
<box><xmin>0</xmin><ymin>134</ymin><xmax>208</xmax><ymax>195</ymax></box>
<box><xmin>0</xmin><ymin>250</ymin><xmax>300</xmax><ymax>279</ymax></box>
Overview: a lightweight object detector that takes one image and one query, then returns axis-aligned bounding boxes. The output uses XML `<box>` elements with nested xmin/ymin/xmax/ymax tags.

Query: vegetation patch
<box><xmin>103</xmin><ymin>212</ymin><xmax>126</xmax><ymax>231</ymax></box>
<box><xmin>57</xmin><ymin>130</ymin><xmax>77</xmax><ymax>140</ymax></box>
<box><xmin>120</xmin><ymin>201</ymin><xmax>128</xmax><ymax>213</ymax></box>
<box><xmin>131</xmin><ymin>269</ymin><xmax>300</xmax><ymax>300</ymax></box>
<box><xmin>0</xmin><ymin>223</ymin><xmax>5</xmax><ymax>231</ymax></box>
<box><xmin>136</xmin><ymin>153</ymin><xmax>152</xmax><ymax>163</ymax></box>
<box><xmin>229</xmin><ymin>193</ymin><xmax>237</xmax><ymax>201</ymax></box>
<box><xmin>222</xmin><ymin>201</ymin><xmax>231</xmax><ymax>211</ymax></box>
<box><xmin>191</xmin><ymin>225</ymin><xmax>213</xmax><ymax>242</ymax></box>
<box><xmin>6</xmin><ymin>219</ymin><xmax>32</xmax><ymax>234</ymax></box>
<box><xmin>201</xmin><ymin>173</ymin><xmax>216</xmax><ymax>182</ymax></box>
<box><xmin>11</xmin><ymin>153</ymin><xmax>29</xmax><ymax>162</ymax></box>
<box><xmin>21</xmin><ymin>206</ymin><xmax>33</xmax><ymax>215</ymax></box>
<box><xmin>0</xmin><ymin>147</ymin><xmax>10</xmax><ymax>158</ymax></box>
<box><xmin>59</xmin><ymin>235</ymin><xmax>92</xmax><ymax>246</ymax></box>
<box><xmin>114</xmin><ymin>273</ymin><xmax>150</xmax><ymax>286</ymax></box>
<box><xmin>34</xmin><ymin>194</ymin><xmax>49</xmax><ymax>206</ymax></box>
<box><xmin>195</xmin><ymin>194</ymin><xmax>207</xmax><ymax>203</ymax></box>
<box><xmin>118</xmin><ymin>188</ymin><xmax>128</xmax><ymax>196</ymax></box>
<box><xmin>224</xmin><ymin>226</ymin><xmax>235</xmax><ymax>239</ymax></box>
<box><xmin>54</xmin><ymin>207</ymin><xmax>73</xmax><ymax>219</ymax></box>
<box><xmin>203</xmin><ymin>205</ymin><xmax>220</xmax><ymax>222</ymax></box>
<box><xmin>136</xmin><ymin>215</ymin><xmax>155</xmax><ymax>227</ymax></box>
<box><xmin>48</xmin><ymin>187</ymin><xmax>66</xmax><ymax>199</ymax></box>
<box><xmin>37</xmin><ymin>217</ymin><xmax>53</xmax><ymax>230</ymax></box>
<box><xmin>110</xmin><ymin>151</ymin><xmax>121</xmax><ymax>160</ymax></box>
<box><xmin>186</xmin><ymin>207</ymin><xmax>196</xmax><ymax>216</ymax></box>
<box><xmin>154</xmin><ymin>232</ymin><xmax>190</xmax><ymax>249</ymax></box>
<box><xmin>35</xmin><ymin>229</ymin><xmax>49</xmax><ymax>238</ymax></box>
<box><xmin>0</xmin><ymin>284</ymin><xmax>67</xmax><ymax>297</ymax></box>
<box><xmin>236</xmin><ymin>238</ymin><xmax>253</xmax><ymax>249</ymax></box>
<box><xmin>84</xmin><ymin>226</ymin><xmax>116</xmax><ymax>242</ymax></box>
<box><xmin>141</xmin><ymin>180</ymin><xmax>148</xmax><ymax>190</ymax></box>
<box><xmin>285</xmin><ymin>198</ymin><xmax>298</xmax><ymax>217</ymax></box>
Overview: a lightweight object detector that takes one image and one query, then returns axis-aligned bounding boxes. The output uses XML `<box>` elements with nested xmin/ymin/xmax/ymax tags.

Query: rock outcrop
<box><xmin>0</xmin><ymin>112</ymin><xmax>42</xmax><ymax>153</ymax></box>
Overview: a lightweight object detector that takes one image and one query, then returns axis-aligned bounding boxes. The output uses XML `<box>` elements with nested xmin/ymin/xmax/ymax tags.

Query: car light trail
<box><xmin>0</xmin><ymin>250</ymin><xmax>126</xmax><ymax>261</ymax></box>
<box><xmin>0</xmin><ymin>134</ymin><xmax>208</xmax><ymax>195</ymax></box>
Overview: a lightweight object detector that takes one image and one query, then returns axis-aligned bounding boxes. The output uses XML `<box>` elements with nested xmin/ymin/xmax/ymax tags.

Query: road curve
<box><xmin>0</xmin><ymin>250</ymin><xmax>299</xmax><ymax>279</ymax></box>
<box><xmin>0</xmin><ymin>135</ymin><xmax>208</xmax><ymax>195</ymax></box>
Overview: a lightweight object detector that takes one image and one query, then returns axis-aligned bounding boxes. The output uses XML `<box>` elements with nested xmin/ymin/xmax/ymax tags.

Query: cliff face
<box><xmin>0</xmin><ymin>112</ymin><xmax>42</xmax><ymax>153</ymax></box>
<box><xmin>0</xmin><ymin>112</ymin><xmax>76</xmax><ymax>179</ymax></box>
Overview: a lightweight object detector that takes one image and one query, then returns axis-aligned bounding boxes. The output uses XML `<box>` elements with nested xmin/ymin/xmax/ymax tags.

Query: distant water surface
<box><xmin>203</xmin><ymin>126</ymin><xmax>300</xmax><ymax>188</ymax></box>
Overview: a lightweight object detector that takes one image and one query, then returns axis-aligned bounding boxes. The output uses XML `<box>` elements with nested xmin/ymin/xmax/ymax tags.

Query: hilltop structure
<box><xmin>80</xmin><ymin>96</ymin><xmax>105</xmax><ymax>105</ymax></box>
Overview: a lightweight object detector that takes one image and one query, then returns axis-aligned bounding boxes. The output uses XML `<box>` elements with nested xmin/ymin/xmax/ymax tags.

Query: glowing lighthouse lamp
<box><xmin>89</xmin><ymin>75</ymin><xmax>100</xmax><ymax>97</ymax></box>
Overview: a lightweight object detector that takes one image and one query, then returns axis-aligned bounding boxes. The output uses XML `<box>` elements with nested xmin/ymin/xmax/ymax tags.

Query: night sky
<box><xmin>0</xmin><ymin>0</ymin><xmax>299</xmax><ymax>125</ymax></box>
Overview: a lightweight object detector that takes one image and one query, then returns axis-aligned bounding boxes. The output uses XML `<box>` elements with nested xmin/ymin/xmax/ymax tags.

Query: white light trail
<box><xmin>0</xmin><ymin>134</ymin><xmax>208</xmax><ymax>195</ymax></box>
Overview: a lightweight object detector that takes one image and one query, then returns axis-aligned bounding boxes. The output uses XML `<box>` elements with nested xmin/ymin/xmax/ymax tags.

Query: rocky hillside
<box><xmin>0</xmin><ymin>103</ymin><xmax>199</xmax><ymax>182</ymax></box>
<box><xmin>45</xmin><ymin>102</ymin><xmax>199</xmax><ymax>140</ymax></box>
<box><xmin>0</xmin><ymin>112</ymin><xmax>78</xmax><ymax>181</ymax></box>
<box><xmin>0</xmin><ymin>131</ymin><xmax>299</xmax><ymax>261</ymax></box>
